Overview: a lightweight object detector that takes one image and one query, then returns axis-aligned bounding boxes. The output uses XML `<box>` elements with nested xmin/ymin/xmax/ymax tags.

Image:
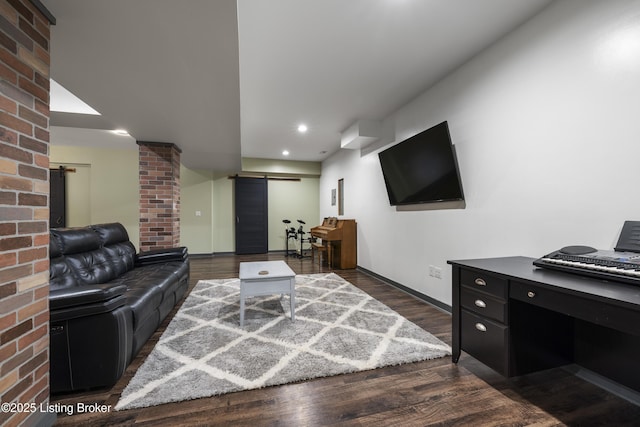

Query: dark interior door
<box><xmin>49</xmin><ymin>168</ymin><xmax>66</xmax><ymax>228</ymax></box>
<box><xmin>235</xmin><ymin>177</ymin><xmax>268</xmax><ymax>254</ymax></box>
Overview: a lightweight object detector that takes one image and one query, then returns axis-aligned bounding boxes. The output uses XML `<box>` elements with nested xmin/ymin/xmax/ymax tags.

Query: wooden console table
<box><xmin>449</xmin><ymin>256</ymin><xmax>640</xmax><ymax>393</ymax></box>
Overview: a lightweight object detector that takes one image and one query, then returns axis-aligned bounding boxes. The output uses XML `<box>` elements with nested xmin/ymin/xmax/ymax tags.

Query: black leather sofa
<box><xmin>49</xmin><ymin>223</ymin><xmax>189</xmax><ymax>393</ymax></box>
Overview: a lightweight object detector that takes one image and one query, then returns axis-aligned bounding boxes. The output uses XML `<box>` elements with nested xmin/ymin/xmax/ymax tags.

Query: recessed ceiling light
<box><xmin>112</xmin><ymin>129</ymin><xmax>130</xmax><ymax>136</ymax></box>
<box><xmin>282</xmin><ymin>150</ymin><xmax>290</xmax><ymax>156</ymax></box>
<box><xmin>297</xmin><ymin>124</ymin><xmax>308</xmax><ymax>133</ymax></box>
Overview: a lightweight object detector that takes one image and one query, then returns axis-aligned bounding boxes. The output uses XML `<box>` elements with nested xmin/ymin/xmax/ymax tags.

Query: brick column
<box><xmin>0</xmin><ymin>1</ymin><xmax>55</xmax><ymax>426</ymax></box>
<box><xmin>137</xmin><ymin>141</ymin><xmax>181</xmax><ymax>250</ymax></box>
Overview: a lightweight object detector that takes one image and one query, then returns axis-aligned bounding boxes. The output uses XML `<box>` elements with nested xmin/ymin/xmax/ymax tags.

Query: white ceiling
<box><xmin>43</xmin><ymin>0</ymin><xmax>554</xmax><ymax>171</ymax></box>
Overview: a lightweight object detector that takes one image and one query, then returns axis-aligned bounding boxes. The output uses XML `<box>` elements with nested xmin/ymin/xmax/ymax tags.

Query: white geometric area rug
<box><xmin>116</xmin><ymin>273</ymin><xmax>451</xmax><ymax>410</ymax></box>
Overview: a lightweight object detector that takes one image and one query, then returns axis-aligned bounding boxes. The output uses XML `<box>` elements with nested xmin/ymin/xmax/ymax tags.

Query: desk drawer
<box><xmin>510</xmin><ymin>280</ymin><xmax>640</xmax><ymax>337</ymax></box>
<box><xmin>461</xmin><ymin>309</ymin><xmax>508</xmax><ymax>375</ymax></box>
<box><xmin>460</xmin><ymin>269</ymin><xmax>508</xmax><ymax>299</ymax></box>
<box><xmin>461</xmin><ymin>286</ymin><xmax>507</xmax><ymax>323</ymax></box>
<box><xmin>510</xmin><ymin>281</ymin><xmax>561</xmax><ymax>311</ymax></box>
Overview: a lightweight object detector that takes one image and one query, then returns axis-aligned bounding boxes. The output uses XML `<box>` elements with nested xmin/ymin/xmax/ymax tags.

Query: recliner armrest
<box><xmin>50</xmin><ymin>294</ymin><xmax>128</xmax><ymax>323</ymax></box>
<box><xmin>49</xmin><ymin>283</ymin><xmax>128</xmax><ymax>310</ymax></box>
<box><xmin>135</xmin><ymin>246</ymin><xmax>188</xmax><ymax>266</ymax></box>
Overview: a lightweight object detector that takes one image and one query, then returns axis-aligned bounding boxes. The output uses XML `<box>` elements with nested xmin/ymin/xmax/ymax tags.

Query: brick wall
<box><xmin>0</xmin><ymin>1</ymin><xmax>54</xmax><ymax>426</ymax></box>
<box><xmin>138</xmin><ymin>141</ymin><xmax>181</xmax><ymax>250</ymax></box>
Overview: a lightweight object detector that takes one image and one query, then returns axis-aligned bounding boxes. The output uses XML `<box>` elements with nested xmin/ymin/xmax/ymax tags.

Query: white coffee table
<box><xmin>239</xmin><ymin>260</ymin><xmax>296</xmax><ymax>327</ymax></box>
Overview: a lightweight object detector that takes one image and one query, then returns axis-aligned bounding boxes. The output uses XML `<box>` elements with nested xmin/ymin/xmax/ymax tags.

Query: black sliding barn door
<box><xmin>234</xmin><ymin>177</ymin><xmax>268</xmax><ymax>254</ymax></box>
<box><xmin>49</xmin><ymin>168</ymin><xmax>66</xmax><ymax>228</ymax></box>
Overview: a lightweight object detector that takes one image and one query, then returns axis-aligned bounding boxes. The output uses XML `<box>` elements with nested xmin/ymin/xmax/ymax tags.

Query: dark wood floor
<box><xmin>51</xmin><ymin>253</ymin><xmax>640</xmax><ymax>426</ymax></box>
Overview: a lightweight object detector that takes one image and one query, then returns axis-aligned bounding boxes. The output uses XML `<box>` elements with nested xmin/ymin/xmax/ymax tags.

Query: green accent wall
<box><xmin>51</xmin><ymin>144</ymin><xmax>320</xmax><ymax>254</ymax></box>
<box><xmin>50</xmin><ymin>145</ymin><xmax>140</xmax><ymax>249</ymax></box>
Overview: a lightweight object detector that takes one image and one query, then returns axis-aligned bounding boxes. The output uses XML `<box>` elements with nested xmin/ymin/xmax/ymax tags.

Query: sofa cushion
<box><xmin>50</xmin><ymin>258</ymin><xmax>80</xmax><ymax>289</ymax></box>
<box><xmin>125</xmin><ymin>286</ymin><xmax>163</xmax><ymax>331</ymax></box>
<box><xmin>142</xmin><ymin>262</ymin><xmax>189</xmax><ymax>297</ymax></box>
<box><xmin>101</xmin><ymin>243</ymin><xmax>136</xmax><ymax>276</ymax></box>
<box><xmin>112</xmin><ymin>269</ymin><xmax>165</xmax><ymax>331</ymax></box>
<box><xmin>52</xmin><ymin>226</ymin><xmax>117</xmax><ymax>285</ymax></box>
<box><xmin>92</xmin><ymin>223</ymin><xmax>130</xmax><ymax>245</ymax></box>
<box><xmin>49</xmin><ymin>234</ymin><xmax>80</xmax><ymax>289</ymax></box>
<box><xmin>50</xmin><ymin>225</ymin><xmax>136</xmax><ymax>285</ymax></box>
<box><xmin>51</xmin><ymin>227</ymin><xmax>101</xmax><ymax>255</ymax></box>
<box><xmin>65</xmin><ymin>250</ymin><xmax>119</xmax><ymax>285</ymax></box>
<box><xmin>93</xmin><ymin>223</ymin><xmax>136</xmax><ymax>276</ymax></box>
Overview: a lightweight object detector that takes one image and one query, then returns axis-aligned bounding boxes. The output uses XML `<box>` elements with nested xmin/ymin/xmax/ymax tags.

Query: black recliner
<box><xmin>49</xmin><ymin>223</ymin><xmax>189</xmax><ymax>393</ymax></box>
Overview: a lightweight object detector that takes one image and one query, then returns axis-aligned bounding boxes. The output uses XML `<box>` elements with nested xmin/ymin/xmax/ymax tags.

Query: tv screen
<box><xmin>378</xmin><ymin>121</ymin><xmax>464</xmax><ymax>206</ymax></box>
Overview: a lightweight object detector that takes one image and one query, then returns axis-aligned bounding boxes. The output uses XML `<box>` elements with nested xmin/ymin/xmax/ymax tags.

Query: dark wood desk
<box><xmin>449</xmin><ymin>256</ymin><xmax>640</xmax><ymax>392</ymax></box>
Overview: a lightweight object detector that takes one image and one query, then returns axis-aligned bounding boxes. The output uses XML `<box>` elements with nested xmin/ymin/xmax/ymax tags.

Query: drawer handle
<box><xmin>474</xmin><ymin>299</ymin><xmax>486</xmax><ymax>308</ymax></box>
<box><xmin>475</xmin><ymin>323</ymin><xmax>487</xmax><ymax>332</ymax></box>
<box><xmin>527</xmin><ymin>291</ymin><xmax>536</xmax><ymax>298</ymax></box>
<box><xmin>474</xmin><ymin>278</ymin><xmax>486</xmax><ymax>286</ymax></box>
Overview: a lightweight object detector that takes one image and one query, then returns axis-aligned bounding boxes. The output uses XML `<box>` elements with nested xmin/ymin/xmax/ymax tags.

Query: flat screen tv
<box><xmin>378</xmin><ymin>120</ymin><xmax>464</xmax><ymax>206</ymax></box>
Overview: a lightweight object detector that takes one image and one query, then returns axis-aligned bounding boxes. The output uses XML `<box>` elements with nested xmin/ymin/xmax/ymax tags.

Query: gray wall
<box><xmin>320</xmin><ymin>0</ymin><xmax>640</xmax><ymax>305</ymax></box>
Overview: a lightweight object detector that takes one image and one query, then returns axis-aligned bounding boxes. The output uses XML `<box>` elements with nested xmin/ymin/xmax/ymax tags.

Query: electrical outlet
<box><xmin>428</xmin><ymin>265</ymin><xmax>435</xmax><ymax>277</ymax></box>
<box><xmin>433</xmin><ymin>267</ymin><xmax>442</xmax><ymax>279</ymax></box>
